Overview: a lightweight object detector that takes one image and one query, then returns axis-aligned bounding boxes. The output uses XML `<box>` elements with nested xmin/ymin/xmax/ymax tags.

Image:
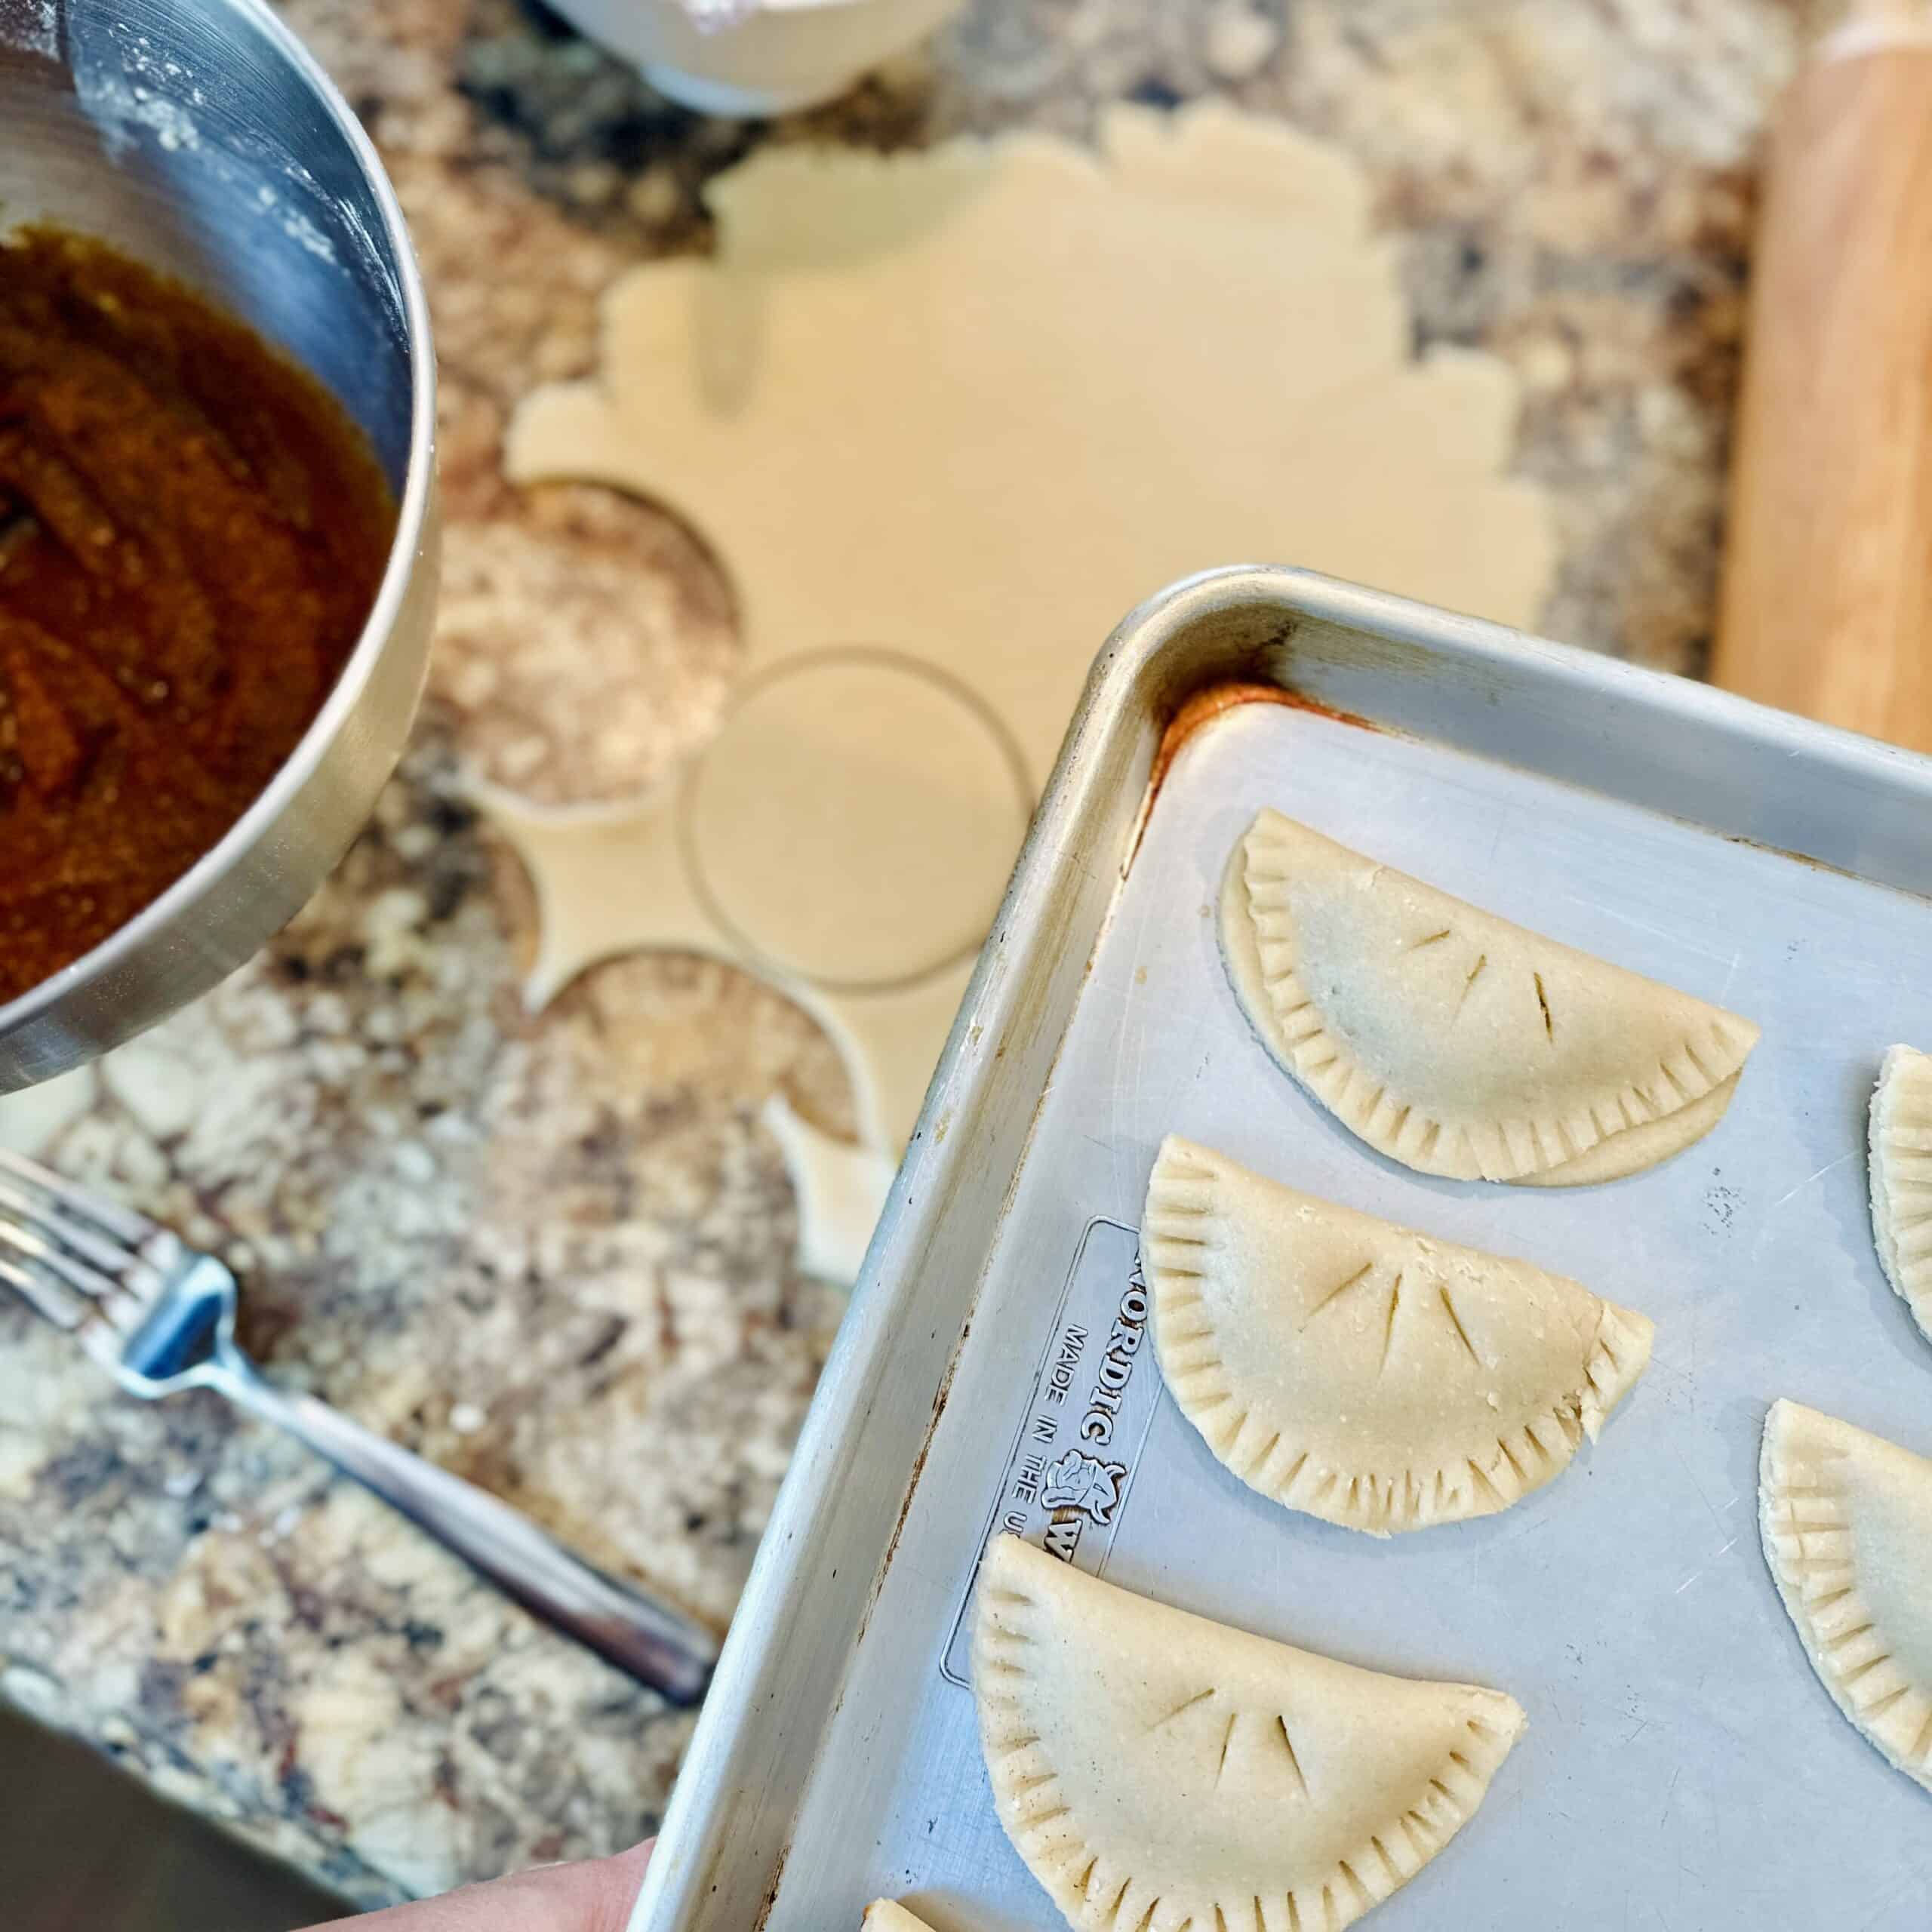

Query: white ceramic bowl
<box><xmin>541</xmin><ymin>0</ymin><xmax>964</xmax><ymax>115</ymax></box>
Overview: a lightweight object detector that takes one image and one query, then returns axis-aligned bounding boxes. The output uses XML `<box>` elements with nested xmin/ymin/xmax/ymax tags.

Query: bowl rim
<box><xmin>0</xmin><ymin>0</ymin><xmax>439</xmax><ymax>1049</ymax></box>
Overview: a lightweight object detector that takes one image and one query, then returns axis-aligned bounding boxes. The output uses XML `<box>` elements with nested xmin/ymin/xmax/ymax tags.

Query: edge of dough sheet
<box><xmin>475</xmin><ymin>774</ymin><xmax>958</xmax><ymax>1281</ymax></box>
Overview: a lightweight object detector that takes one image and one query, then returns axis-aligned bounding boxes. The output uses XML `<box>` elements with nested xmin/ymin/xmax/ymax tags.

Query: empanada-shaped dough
<box><xmin>1761</xmin><ymin>1399</ymin><xmax>1932</xmax><ymax>1795</ymax></box>
<box><xmin>974</xmin><ymin>1535</ymin><xmax>1524</xmax><ymax>1932</ymax></box>
<box><xmin>1221</xmin><ymin>812</ymin><xmax>1760</xmax><ymax>1183</ymax></box>
<box><xmin>863</xmin><ymin>1905</ymin><xmax>938</xmax><ymax>1930</ymax></box>
<box><xmin>1869</xmin><ymin>1045</ymin><xmax>1932</xmax><ymax>1344</ymax></box>
<box><xmin>1144</xmin><ymin>1138</ymin><xmax>1654</xmax><ymax>1534</ymax></box>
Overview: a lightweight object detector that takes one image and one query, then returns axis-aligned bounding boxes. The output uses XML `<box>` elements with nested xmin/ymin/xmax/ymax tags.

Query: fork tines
<box><xmin>0</xmin><ymin>1149</ymin><xmax>162</xmax><ymax>1338</ymax></box>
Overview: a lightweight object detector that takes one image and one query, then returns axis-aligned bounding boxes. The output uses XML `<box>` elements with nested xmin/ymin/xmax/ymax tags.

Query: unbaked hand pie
<box><xmin>974</xmin><ymin>1534</ymin><xmax>1524</xmax><ymax>1932</ymax></box>
<box><xmin>1761</xmin><ymin>1399</ymin><xmax>1932</xmax><ymax>1796</ymax></box>
<box><xmin>1869</xmin><ymin>1045</ymin><xmax>1932</xmax><ymax>1345</ymax></box>
<box><xmin>1143</xmin><ymin>1137</ymin><xmax>1653</xmax><ymax>1534</ymax></box>
<box><xmin>1221</xmin><ymin>812</ymin><xmax>1760</xmax><ymax>1183</ymax></box>
<box><xmin>863</xmin><ymin>1903</ymin><xmax>940</xmax><ymax>1930</ymax></box>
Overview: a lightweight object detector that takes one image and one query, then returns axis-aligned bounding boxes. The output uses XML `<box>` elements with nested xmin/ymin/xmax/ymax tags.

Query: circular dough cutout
<box><xmin>682</xmin><ymin>651</ymin><xmax>1032</xmax><ymax>991</ymax></box>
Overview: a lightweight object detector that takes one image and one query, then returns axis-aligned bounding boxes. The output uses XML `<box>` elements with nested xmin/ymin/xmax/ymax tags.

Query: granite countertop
<box><xmin>0</xmin><ymin>0</ymin><xmax>1795</xmax><ymax>1910</ymax></box>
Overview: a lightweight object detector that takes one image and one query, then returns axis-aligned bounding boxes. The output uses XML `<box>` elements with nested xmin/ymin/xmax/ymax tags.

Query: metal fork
<box><xmin>0</xmin><ymin>1148</ymin><xmax>718</xmax><ymax>1705</ymax></box>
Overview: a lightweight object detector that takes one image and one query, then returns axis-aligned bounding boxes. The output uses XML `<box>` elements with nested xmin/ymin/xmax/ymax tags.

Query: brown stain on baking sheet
<box><xmin>750</xmin><ymin>1844</ymin><xmax>790</xmax><ymax>1932</ymax></box>
<box><xmin>1147</xmin><ymin>681</ymin><xmax>1378</xmax><ymax>797</ymax></box>
<box><xmin>1124</xmin><ymin>681</ymin><xmax>1380</xmax><ymax>873</ymax></box>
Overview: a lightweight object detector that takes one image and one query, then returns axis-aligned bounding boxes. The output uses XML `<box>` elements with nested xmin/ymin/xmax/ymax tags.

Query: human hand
<box><xmin>303</xmin><ymin>1840</ymin><xmax>652</xmax><ymax>1932</ymax></box>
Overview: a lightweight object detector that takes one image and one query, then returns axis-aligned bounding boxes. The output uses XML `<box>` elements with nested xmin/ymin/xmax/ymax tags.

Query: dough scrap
<box><xmin>1869</xmin><ymin>1044</ymin><xmax>1932</xmax><ymax>1345</ymax></box>
<box><xmin>761</xmin><ymin>1094</ymin><xmax>895</xmax><ymax>1282</ymax></box>
<box><xmin>863</xmin><ymin>1905</ymin><xmax>939</xmax><ymax>1930</ymax></box>
<box><xmin>974</xmin><ymin>1534</ymin><xmax>1524</xmax><ymax>1932</ymax></box>
<box><xmin>1143</xmin><ymin>1137</ymin><xmax>1653</xmax><ymax>1534</ymax></box>
<box><xmin>1222</xmin><ymin>812</ymin><xmax>1759</xmax><ymax>1183</ymax></box>
<box><xmin>1760</xmin><ymin>1399</ymin><xmax>1932</xmax><ymax>1795</ymax></box>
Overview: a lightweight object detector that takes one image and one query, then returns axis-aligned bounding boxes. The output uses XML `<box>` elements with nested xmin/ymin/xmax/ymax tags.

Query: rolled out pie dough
<box><xmin>974</xmin><ymin>1534</ymin><xmax>1524</xmax><ymax>1932</ymax></box>
<box><xmin>497</xmin><ymin>103</ymin><xmax>1555</xmax><ymax>1278</ymax></box>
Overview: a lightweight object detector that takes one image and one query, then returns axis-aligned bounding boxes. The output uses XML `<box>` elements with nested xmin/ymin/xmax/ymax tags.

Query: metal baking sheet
<box><xmin>630</xmin><ymin>568</ymin><xmax>1932</xmax><ymax>1932</ymax></box>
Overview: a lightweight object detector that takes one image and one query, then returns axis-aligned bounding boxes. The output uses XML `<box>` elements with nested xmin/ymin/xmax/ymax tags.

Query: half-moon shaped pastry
<box><xmin>974</xmin><ymin>1534</ymin><xmax>1524</xmax><ymax>1932</ymax></box>
<box><xmin>1869</xmin><ymin>1045</ymin><xmax>1932</xmax><ymax>1345</ymax></box>
<box><xmin>863</xmin><ymin>1904</ymin><xmax>939</xmax><ymax>1930</ymax></box>
<box><xmin>1761</xmin><ymin>1399</ymin><xmax>1932</xmax><ymax>1796</ymax></box>
<box><xmin>1144</xmin><ymin>1137</ymin><xmax>1653</xmax><ymax>1534</ymax></box>
<box><xmin>1221</xmin><ymin>811</ymin><xmax>1760</xmax><ymax>1183</ymax></box>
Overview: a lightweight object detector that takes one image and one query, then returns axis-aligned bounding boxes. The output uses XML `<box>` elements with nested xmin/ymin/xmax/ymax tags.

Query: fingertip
<box><xmin>592</xmin><ymin>1837</ymin><xmax>655</xmax><ymax>1932</ymax></box>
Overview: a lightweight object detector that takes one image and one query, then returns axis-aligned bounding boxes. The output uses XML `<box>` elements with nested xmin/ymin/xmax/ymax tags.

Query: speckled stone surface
<box><xmin>0</xmin><ymin>0</ymin><xmax>1795</xmax><ymax>1909</ymax></box>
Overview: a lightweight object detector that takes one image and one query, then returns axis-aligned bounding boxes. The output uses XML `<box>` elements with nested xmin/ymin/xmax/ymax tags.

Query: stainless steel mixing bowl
<box><xmin>0</xmin><ymin>0</ymin><xmax>438</xmax><ymax>1091</ymax></box>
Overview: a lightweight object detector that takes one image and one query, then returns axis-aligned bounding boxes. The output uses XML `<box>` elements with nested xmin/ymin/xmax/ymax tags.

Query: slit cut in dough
<box><xmin>1761</xmin><ymin>1399</ymin><xmax>1932</xmax><ymax>1796</ymax></box>
<box><xmin>1143</xmin><ymin>1138</ymin><xmax>1653</xmax><ymax>1534</ymax></box>
<box><xmin>864</xmin><ymin>1905</ymin><xmax>940</xmax><ymax>1930</ymax></box>
<box><xmin>974</xmin><ymin>1534</ymin><xmax>1524</xmax><ymax>1932</ymax></box>
<box><xmin>1869</xmin><ymin>1045</ymin><xmax>1932</xmax><ymax>1345</ymax></box>
<box><xmin>1220</xmin><ymin>812</ymin><xmax>1760</xmax><ymax>1184</ymax></box>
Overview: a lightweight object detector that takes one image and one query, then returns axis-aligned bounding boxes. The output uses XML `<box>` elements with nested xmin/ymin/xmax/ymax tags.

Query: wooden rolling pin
<box><xmin>1712</xmin><ymin>1</ymin><xmax>1932</xmax><ymax>750</ymax></box>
